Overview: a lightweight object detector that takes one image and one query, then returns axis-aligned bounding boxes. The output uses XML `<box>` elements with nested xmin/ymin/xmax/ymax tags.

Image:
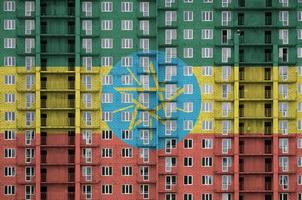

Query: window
<box><xmin>184</xmin><ymin>157</ymin><xmax>193</xmax><ymax>167</ymax></box>
<box><xmin>184</xmin><ymin>11</ymin><xmax>193</xmax><ymax>21</ymax></box>
<box><xmin>139</xmin><ymin>38</ymin><xmax>149</xmax><ymax>52</ymax></box>
<box><xmin>298</xmin><ymin>138</ymin><xmax>302</xmax><ymax>148</ymax></box>
<box><xmin>201</xmin><ymin>102</ymin><xmax>213</xmax><ymax>112</ymax></box>
<box><xmin>4</xmin><ymin>167</ymin><xmax>15</xmax><ymax>176</ymax></box>
<box><xmin>222</xmin><ymin>139</ymin><xmax>232</xmax><ymax>154</ymax></box>
<box><xmin>5</xmin><ymin>75</ymin><xmax>15</xmax><ymax>85</ymax></box>
<box><xmin>82</xmin><ymin>166</ymin><xmax>92</xmax><ymax>181</ymax></box>
<box><xmin>201</xmin><ymin>66</ymin><xmax>213</xmax><ymax>76</ymax></box>
<box><xmin>4</xmin><ymin>38</ymin><xmax>15</xmax><ymax>48</ymax></box>
<box><xmin>82</xmin><ymin>112</ymin><xmax>92</xmax><ymax>126</ymax></box>
<box><xmin>184</xmin><ymin>194</ymin><xmax>193</xmax><ymax>200</ymax></box>
<box><xmin>298</xmin><ymin>29</ymin><xmax>302</xmax><ymax>40</ymax></box>
<box><xmin>201</xmin><ymin>11</ymin><xmax>213</xmax><ymax>21</ymax></box>
<box><xmin>4</xmin><ymin>57</ymin><xmax>16</xmax><ymax>66</ymax></box>
<box><xmin>4</xmin><ymin>93</ymin><xmax>15</xmax><ymax>103</ymax></box>
<box><xmin>25</xmin><ymin>38</ymin><xmax>35</xmax><ymax>53</ymax></box>
<box><xmin>279</xmin><ymin>175</ymin><xmax>289</xmax><ymax>189</ymax></box>
<box><xmin>4</xmin><ymin>1</ymin><xmax>15</xmax><ymax>12</ymax></box>
<box><xmin>82</xmin><ymin>130</ymin><xmax>92</xmax><ymax>144</ymax></box>
<box><xmin>201</xmin><ymin>157</ymin><xmax>213</xmax><ymax>167</ymax></box>
<box><xmin>82</xmin><ymin>1</ymin><xmax>92</xmax><ymax>16</ymax></box>
<box><xmin>222</xmin><ymin>11</ymin><xmax>231</xmax><ymax>26</ymax></box>
<box><xmin>121</xmin><ymin>2</ymin><xmax>133</xmax><ymax>12</ymax></box>
<box><xmin>298</xmin><ymin>48</ymin><xmax>302</xmax><ymax>58</ymax></box>
<box><xmin>222</xmin><ymin>175</ymin><xmax>232</xmax><ymax>190</ymax></box>
<box><xmin>122</xmin><ymin>184</ymin><xmax>132</xmax><ymax>194</ymax></box>
<box><xmin>298</xmin><ymin>157</ymin><xmax>302</xmax><ymax>167</ymax></box>
<box><xmin>184</xmin><ymin>102</ymin><xmax>193</xmax><ymax>112</ymax></box>
<box><xmin>279</xmin><ymin>29</ymin><xmax>288</xmax><ymax>44</ymax></box>
<box><xmin>202</xmin><ymin>139</ymin><xmax>213</xmax><ymax>149</ymax></box>
<box><xmin>121</xmin><ymin>111</ymin><xmax>132</xmax><ymax>121</ymax></box>
<box><xmin>121</xmin><ymin>20</ymin><xmax>133</xmax><ymax>30</ymax></box>
<box><xmin>101</xmin><ymin>166</ymin><xmax>112</xmax><ymax>176</ymax></box>
<box><xmin>102</xmin><ymin>111</ymin><xmax>113</xmax><ymax>121</ymax></box>
<box><xmin>201</xmin><ymin>29</ymin><xmax>213</xmax><ymax>39</ymax></box>
<box><xmin>101</xmin><ymin>93</ymin><xmax>113</xmax><ymax>104</ymax></box>
<box><xmin>5</xmin><ymin>112</ymin><xmax>15</xmax><ymax>121</ymax></box>
<box><xmin>184</xmin><ymin>29</ymin><xmax>193</xmax><ymax>39</ymax></box>
<box><xmin>184</xmin><ymin>139</ymin><xmax>193</xmax><ymax>149</ymax></box>
<box><xmin>101</xmin><ymin>130</ymin><xmax>112</xmax><ymax>140</ymax></box>
<box><xmin>140</xmin><ymin>166</ymin><xmax>149</xmax><ymax>181</ymax></box>
<box><xmin>122</xmin><ymin>148</ymin><xmax>133</xmax><ymax>158</ymax></box>
<box><xmin>202</xmin><ymin>120</ymin><xmax>213</xmax><ymax>131</ymax></box>
<box><xmin>184</xmin><ymin>120</ymin><xmax>193</xmax><ymax>130</ymax></box>
<box><xmin>122</xmin><ymin>130</ymin><xmax>133</xmax><ymax>140</ymax></box>
<box><xmin>101</xmin><ymin>38</ymin><xmax>113</xmax><ymax>49</ymax></box>
<box><xmin>121</xmin><ymin>166</ymin><xmax>132</xmax><ymax>176</ymax></box>
<box><xmin>184</xmin><ymin>48</ymin><xmax>193</xmax><ymax>58</ymax></box>
<box><xmin>279</xmin><ymin>11</ymin><xmax>289</xmax><ymax>26</ymax></box>
<box><xmin>201</xmin><ymin>176</ymin><xmax>213</xmax><ymax>185</ymax></box>
<box><xmin>222</xmin><ymin>48</ymin><xmax>231</xmax><ymax>63</ymax></box>
<box><xmin>202</xmin><ymin>48</ymin><xmax>213</xmax><ymax>58</ymax></box>
<box><xmin>102</xmin><ymin>75</ymin><xmax>113</xmax><ymax>85</ymax></box>
<box><xmin>184</xmin><ymin>66</ymin><xmax>193</xmax><ymax>76</ymax></box>
<box><xmin>121</xmin><ymin>38</ymin><xmax>133</xmax><ymax>49</ymax></box>
<box><xmin>4</xmin><ymin>148</ymin><xmax>16</xmax><ymax>158</ymax></box>
<box><xmin>279</xmin><ymin>138</ymin><xmax>289</xmax><ymax>153</ymax></box>
<box><xmin>184</xmin><ymin>175</ymin><xmax>193</xmax><ymax>185</ymax></box>
<box><xmin>83</xmin><ymin>75</ymin><xmax>92</xmax><ymax>90</ymax></box>
<box><xmin>82</xmin><ymin>20</ymin><xmax>92</xmax><ymax>35</ymax></box>
<box><xmin>101</xmin><ymin>2</ymin><xmax>113</xmax><ymax>12</ymax></box>
<box><xmin>201</xmin><ymin>84</ymin><xmax>213</xmax><ymax>94</ymax></box>
<box><xmin>4</xmin><ymin>130</ymin><xmax>15</xmax><ymax>140</ymax></box>
<box><xmin>140</xmin><ymin>2</ymin><xmax>149</xmax><ymax>16</ymax></box>
<box><xmin>279</xmin><ymin>157</ymin><xmax>289</xmax><ymax>172</ymax></box>
<box><xmin>101</xmin><ymin>20</ymin><xmax>113</xmax><ymax>30</ymax></box>
<box><xmin>25</xmin><ymin>20</ymin><xmax>35</xmax><ymax>35</ymax></box>
<box><xmin>4</xmin><ymin>20</ymin><xmax>15</xmax><ymax>30</ymax></box>
<box><xmin>121</xmin><ymin>57</ymin><xmax>133</xmax><ymax>67</ymax></box>
<box><xmin>25</xmin><ymin>112</ymin><xmax>35</xmax><ymax>126</ymax></box>
<box><xmin>201</xmin><ymin>193</ymin><xmax>213</xmax><ymax>200</ymax></box>
<box><xmin>82</xmin><ymin>185</ymin><xmax>92</xmax><ymax>199</ymax></box>
<box><xmin>25</xmin><ymin>56</ymin><xmax>35</xmax><ymax>70</ymax></box>
<box><xmin>102</xmin><ymin>148</ymin><xmax>113</xmax><ymax>158</ymax></box>
<box><xmin>299</xmin><ymin>11</ymin><xmax>302</xmax><ymax>21</ymax></box>
<box><xmin>4</xmin><ymin>185</ymin><xmax>15</xmax><ymax>195</ymax></box>
<box><xmin>184</xmin><ymin>84</ymin><xmax>193</xmax><ymax>94</ymax></box>
<box><xmin>222</xmin><ymin>157</ymin><xmax>232</xmax><ymax>172</ymax></box>
<box><xmin>101</xmin><ymin>184</ymin><xmax>112</xmax><ymax>194</ymax></box>
<box><xmin>121</xmin><ymin>93</ymin><xmax>133</xmax><ymax>104</ymax></box>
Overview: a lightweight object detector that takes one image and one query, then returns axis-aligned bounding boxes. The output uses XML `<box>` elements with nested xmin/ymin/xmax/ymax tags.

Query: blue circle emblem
<box><xmin>101</xmin><ymin>51</ymin><xmax>201</xmax><ymax>149</ymax></box>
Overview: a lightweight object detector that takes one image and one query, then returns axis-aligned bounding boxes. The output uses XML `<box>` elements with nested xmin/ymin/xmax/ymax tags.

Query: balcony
<box><xmin>264</xmin><ymin>108</ymin><xmax>272</xmax><ymax>117</ymax></box>
<box><xmin>41</xmin><ymin>192</ymin><xmax>47</xmax><ymax>200</ymax></box>
<box><xmin>68</xmin><ymin>155</ymin><xmax>75</xmax><ymax>163</ymax></box>
<box><xmin>41</xmin><ymin>118</ymin><xmax>47</xmax><ymax>126</ymax></box>
<box><xmin>68</xmin><ymin>193</ymin><xmax>75</xmax><ymax>200</ymax></box>
<box><xmin>68</xmin><ymin>173</ymin><xmax>75</xmax><ymax>182</ymax></box>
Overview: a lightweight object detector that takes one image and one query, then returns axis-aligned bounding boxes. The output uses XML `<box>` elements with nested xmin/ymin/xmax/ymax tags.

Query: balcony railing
<box><xmin>68</xmin><ymin>155</ymin><xmax>75</xmax><ymax>163</ymax></box>
<box><xmin>68</xmin><ymin>100</ymin><xmax>75</xmax><ymax>108</ymax></box>
<box><xmin>41</xmin><ymin>192</ymin><xmax>47</xmax><ymax>200</ymax></box>
<box><xmin>41</xmin><ymin>118</ymin><xmax>47</xmax><ymax>126</ymax></box>
<box><xmin>41</xmin><ymin>173</ymin><xmax>47</xmax><ymax>182</ymax></box>
<box><xmin>265</xmin><ymin>91</ymin><xmax>272</xmax><ymax>99</ymax></box>
<box><xmin>41</xmin><ymin>137</ymin><xmax>47</xmax><ymax>145</ymax></box>
<box><xmin>41</xmin><ymin>156</ymin><xmax>46</xmax><ymax>163</ymax></box>
<box><xmin>41</xmin><ymin>100</ymin><xmax>47</xmax><ymax>108</ymax></box>
<box><xmin>41</xmin><ymin>81</ymin><xmax>47</xmax><ymax>89</ymax></box>
<box><xmin>69</xmin><ymin>118</ymin><xmax>75</xmax><ymax>126</ymax></box>
<box><xmin>265</xmin><ymin>108</ymin><xmax>272</xmax><ymax>117</ymax></box>
<box><xmin>68</xmin><ymin>136</ymin><xmax>75</xmax><ymax>145</ymax></box>
<box><xmin>68</xmin><ymin>173</ymin><xmax>75</xmax><ymax>182</ymax></box>
<box><xmin>68</xmin><ymin>192</ymin><xmax>75</xmax><ymax>200</ymax></box>
<box><xmin>68</xmin><ymin>81</ymin><xmax>75</xmax><ymax>90</ymax></box>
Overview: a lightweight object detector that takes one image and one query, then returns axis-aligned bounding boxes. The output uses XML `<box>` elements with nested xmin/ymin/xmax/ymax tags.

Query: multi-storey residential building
<box><xmin>1</xmin><ymin>0</ymin><xmax>302</xmax><ymax>200</ymax></box>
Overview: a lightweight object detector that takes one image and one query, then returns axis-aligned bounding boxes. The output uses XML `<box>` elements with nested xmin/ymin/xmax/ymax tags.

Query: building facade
<box><xmin>1</xmin><ymin>0</ymin><xmax>302</xmax><ymax>200</ymax></box>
